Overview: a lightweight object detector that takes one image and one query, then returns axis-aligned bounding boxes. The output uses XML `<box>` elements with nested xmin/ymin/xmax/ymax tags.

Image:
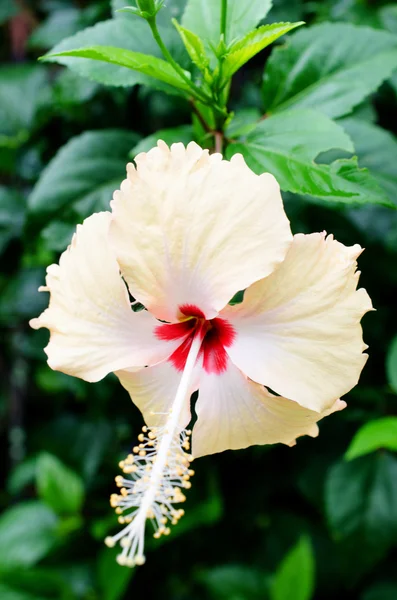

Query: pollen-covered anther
<box><xmin>104</xmin><ymin>426</ymin><xmax>194</xmax><ymax>567</ymax></box>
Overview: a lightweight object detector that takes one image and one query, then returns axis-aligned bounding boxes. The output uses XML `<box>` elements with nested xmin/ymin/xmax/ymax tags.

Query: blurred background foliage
<box><xmin>1</xmin><ymin>0</ymin><xmax>397</xmax><ymax>598</ymax></box>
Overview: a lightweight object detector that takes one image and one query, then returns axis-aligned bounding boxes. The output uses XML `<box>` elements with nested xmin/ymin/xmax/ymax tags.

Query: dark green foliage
<box><xmin>1</xmin><ymin>0</ymin><xmax>397</xmax><ymax>598</ymax></box>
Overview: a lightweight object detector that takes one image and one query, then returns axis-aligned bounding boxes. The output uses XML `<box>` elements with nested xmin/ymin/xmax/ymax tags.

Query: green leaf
<box><xmin>227</xmin><ymin>110</ymin><xmax>392</xmax><ymax>207</ymax></box>
<box><xmin>68</xmin><ymin>419</ymin><xmax>113</xmax><ymax>482</ymax></box>
<box><xmin>225</xmin><ymin>108</ymin><xmax>261</xmax><ymax>138</ymax></box>
<box><xmin>43</xmin><ymin>46</ymin><xmax>192</xmax><ymax>93</ymax></box>
<box><xmin>362</xmin><ymin>582</ymin><xmax>397</xmax><ymax>600</ymax></box>
<box><xmin>53</xmin><ymin>69</ymin><xmax>99</xmax><ymax>106</ymax></box>
<box><xmin>338</xmin><ymin>118</ymin><xmax>397</xmax><ymax>204</ymax></box>
<box><xmin>28</xmin><ymin>8</ymin><xmax>83</xmax><ymax>50</ymax></box>
<box><xmin>0</xmin><ymin>501</ymin><xmax>59</xmax><ymax>572</ymax></box>
<box><xmin>129</xmin><ymin>124</ymin><xmax>194</xmax><ymax>157</ymax></box>
<box><xmin>0</xmin><ymin>584</ymin><xmax>43</xmax><ymax>600</ymax></box>
<box><xmin>325</xmin><ymin>453</ymin><xmax>397</xmax><ymax>548</ymax></box>
<box><xmin>229</xmin><ymin>108</ymin><xmax>354</xmax><ymax>159</ymax></box>
<box><xmin>0</xmin><ymin>65</ymin><xmax>49</xmax><ymax>145</ymax></box>
<box><xmin>266</xmin><ymin>0</ymin><xmax>303</xmax><ymax>24</ymax></box>
<box><xmin>263</xmin><ymin>23</ymin><xmax>397</xmax><ymax>118</ymax></box>
<box><xmin>0</xmin><ymin>0</ymin><xmax>18</xmax><ymax>25</ymax></box>
<box><xmin>380</xmin><ymin>5</ymin><xmax>397</xmax><ymax>32</ymax></box>
<box><xmin>0</xmin><ymin>186</ymin><xmax>25</xmax><ymax>254</ymax></box>
<box><xmin>147</xmin><ymin>472</ymin><xmax>223</xmax><ymax>548</ymax></box>
<box><xmin>0</xmin><ymin>568</ymin><xmax>72</xmax><ymax>600</ymax></box>
<box><xmin>380</xmin><ymin>5</ymin><xmax>397</xmax><ymax>96</ymax></box>
<box><xmin>28</xmin><ymin>130</ymin><xmax>138</xmax><ymax>218</ymax></box>
<box><xmin>7</xmin><ymin>456</ymin><xmax>38</xmax><ymax>496</ymax></box>
<box><xmin>271</xmin><ymin>536</ymin><xmax>315</xmax><ymax>600</ymax></box>
<box><xmin>386</xmin><ymin>335</ymin><xmax>397</xmax><ymax>393</ymax></box>
<box><xmin>0</xmin><ymin>267</ymin><xmax>48</xmax><ymax>324</ymax></box>
<box><xmin>221</xmin><ymin>22</ymin><xmax>303</xmax><ymax>80</ymax></box>
<box><xmin>173</xmin><ymin>20</ymin><xmax>210</xmax><ymax>72</ymax></box>
<box><xmin>345</xmin><ymin>418</ymin><xmax>397</xmax><ymax>460</ymax></box>
<box><xmin>36</xmin><ymin>453</ymin><xmax>84</xmax><ymax>515</ymax></box>
<box><xmin>182</xmin><ymin>0</ymin><xmax>272</xmax><ymax>51</ymax></box>
<box><xmin>44</xmin><ymin>18</ymin><xmax>187</xmax><ymax>89</ymax></box>
<box><xmin>198</xmin><ymin>565</ymin><xmax>268</xmax><ymax>600</ymax></box>
<box><xmin>40</xmin><ymin>221</ymin><xmax>76</xmax><ymax>252</ymax></box>
<box><xmin>97</xmin><ymin>547</ymin><xmax>134</xmax><ymax>600</ymax></box>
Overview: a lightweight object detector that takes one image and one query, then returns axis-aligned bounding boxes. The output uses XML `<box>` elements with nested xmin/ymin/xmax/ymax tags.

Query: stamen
<box><xmin>105</xmin><ymin>330</ymin><xmax>203</xmax><ymax>567</ymax></box>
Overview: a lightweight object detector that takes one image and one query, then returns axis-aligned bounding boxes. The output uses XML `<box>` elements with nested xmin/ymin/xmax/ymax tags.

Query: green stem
<box><xmin>147</xmin><ymin>16</ymin><xmax>210</xmax><ymax>104</ymax></box>
<box><xmin>220</xmin><ymin>0</ymin><xmax>227</xmax><ymax>42</ymax></box>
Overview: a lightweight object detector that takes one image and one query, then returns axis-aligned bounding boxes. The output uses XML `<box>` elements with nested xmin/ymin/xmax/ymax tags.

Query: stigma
<box><xmin>155</xmin><ymin>304</ymin><xmax>236</xmax><ymax>374</ymax></box>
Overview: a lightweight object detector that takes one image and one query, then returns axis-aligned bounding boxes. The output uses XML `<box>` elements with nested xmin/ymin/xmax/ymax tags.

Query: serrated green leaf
<box><xmin>225</xmin><ymin>108</ymin><xmax>261</xmax><ymax>138</ymax></box>
<box><xmin>0</xmin><ymin>501</ymin><xmax>59</xmax><ymax>572</ymax></box>
<box><xmin>42</xmin><ymin>45</ymin><xmax>192</xmax><ymax>93</ymax></box>
<box><xmin>263</xmin><ymin>23</ymin><xmax>397</xmax><ymax>118</ymax></box>
<box><xmin>325</xmin><ymin>454</ymin><xmax>397</xmax><ymax>547</ymax></box>
<box><xmin>271</xmin><ymin>536</ymin><xmax>315</xmax><ymax>600</ymax></box>
<box><xmin>37</xmin><ymin>453</ymin><xmax>85</xmax><ymax>515</ymax></box>
<box><xmin>182</xmin><ymin>0</ymin><xmax>272</xmax><ymax>52</ymax></box>
<box><xmin>173</xmin><ymin>20</ymin><xmax>210</xmax><ymax>72</ymax></box>
<box><xmin>345</xmin><ymin>418</ymin><xmax>397</xmax><ymax>461</ymax></box>
<box><xmin>221</xmin><ymin>21</ymin><xmax>303</xmax><ymax>80</ymax></box>
<box><xmin>44</xmin><ymin>18</ymin><xmax>188</xmax><ymax>90</ymax></box>
<box><xmin>227</xmin><ymin>110</ymin><xmax>393</xmax><ymax>207</ymax></box>
<box><xmin>28</xmin><ymin>130</ymin><xmax>138</xmax><ymax>219</ymax></box>
<box><xmin>386</xmin><ymin>336</ymin><xmax>397</xmax><ymax>393</ymax></box>
<box><xmin>338</xmin><ymin>118</ymin><xmax>397</xmax><ymax>205</ymax></box>
<box><xmin>229</xmin><ymin>108</ymin><xmax>354</xmax><ymax>159</ymax></box>
<box><xmin>130</xmin><ymin>124</ymin><xmax>194</xmax><ymax>157</ymax></box>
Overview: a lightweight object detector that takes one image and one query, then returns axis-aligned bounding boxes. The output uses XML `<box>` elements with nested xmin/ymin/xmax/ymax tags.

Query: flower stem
<box><xmin>147</xmin><ymin>16</ymin><xmax>209</xmax><ymax>103</ymax></box>
<box><xmin>146</xmin><ymin>16</ymin><xmax>228</xmax><ymax>117</ymax></box>
<box><xmin>214</xmin><ymin>131</ymin><xmax>223</xmax><ymax>154</ymax></box>
<box><xmin>220</xmin><ymin>0</ymin><xmax>227</xmax><ymax>42</ymax></box>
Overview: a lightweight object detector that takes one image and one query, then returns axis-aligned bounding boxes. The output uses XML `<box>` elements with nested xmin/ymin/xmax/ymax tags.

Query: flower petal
<box><xmin>110</xmin><ymin>141</ymin><xmax>292</xmax><ymax>321</ymax></box>
<box><xmin>223</xmin><ymin>233</ymin><xmax>373</xmax><ymax>412</ymax></box>
<box><xmin>192</xmin><ymin>361</ymin><xmax>346</xmax><ymax>458</ymax></box>
<box><xmin>30</xmin><ymin>212</ymin><xmax>177</xmax><ymax>382</ymax></box>
<box><xmin>115</xmin><ymin>362</ymin><xmax>199</xmax><ymax>429</ymax></box>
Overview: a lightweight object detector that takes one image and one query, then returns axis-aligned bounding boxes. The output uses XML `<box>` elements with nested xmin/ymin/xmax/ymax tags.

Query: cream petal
<box><xmin>115</xmin><ymin>361</ymin><xmax>200</xmax><ymax>429</ymax></box>
<box><xmin>110</xmin><ymin>141</ymin><xmax>292</xmax><ymax>321</ymax></box>
<box><xmin>192</xmin><ymin>361</ymin><xmax>346</xmax><ymax>458</ymax></box>
<box><xmin>30</xmin><ymin>212</ymin><xmax>177</xmax><ymax>382</ymax></box>
<box><xmin>222</xmin><ymin>232</ymin><xmax>373</xmax><ymax>412</ymax></box>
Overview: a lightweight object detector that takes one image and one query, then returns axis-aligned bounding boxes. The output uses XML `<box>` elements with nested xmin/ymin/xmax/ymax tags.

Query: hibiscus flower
<box><xmin>31</xmin><ymin>141</ymin><xmax>372</xmax><ymax>567</ymax></box>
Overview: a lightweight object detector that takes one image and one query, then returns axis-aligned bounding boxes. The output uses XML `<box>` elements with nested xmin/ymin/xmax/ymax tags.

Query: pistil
<box><xmin>105</xmin><ymin>329</ymin><xmax>203</xmax><ymax>567</ymax></box>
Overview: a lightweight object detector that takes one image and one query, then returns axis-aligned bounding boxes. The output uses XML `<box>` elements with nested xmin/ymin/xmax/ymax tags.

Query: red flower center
<box><xmin>155</xmin><ymin>304</ymin><xmax>235</xmax><ymax>374</ymax></box>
